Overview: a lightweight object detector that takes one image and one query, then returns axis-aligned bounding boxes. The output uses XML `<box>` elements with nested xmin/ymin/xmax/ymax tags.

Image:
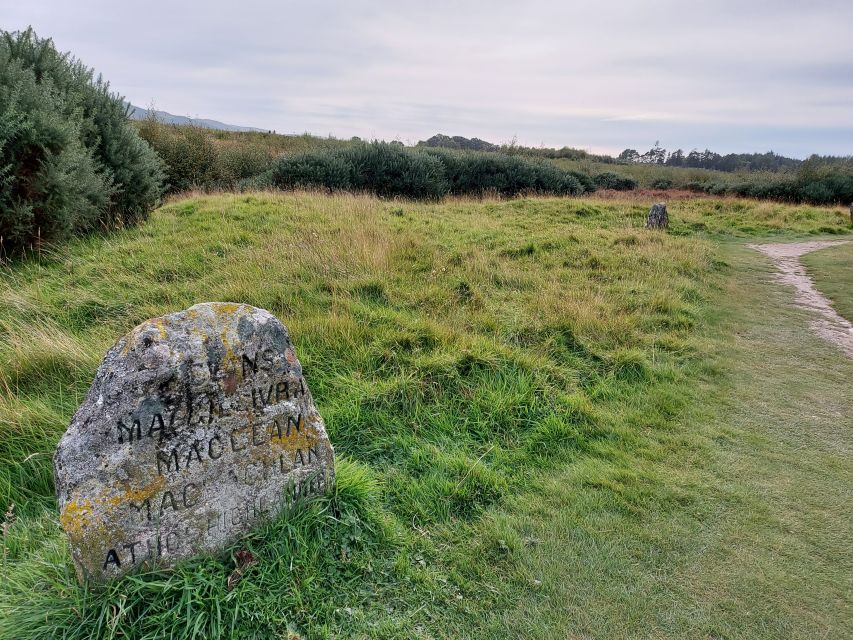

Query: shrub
<box><xmin>342</xmin><ymin>143</ymin><xmax>449</xmax><ymax>199</ymax></box>
<box><xmin>0</xmin><ymin>29</ymin><xmax>163</xmax><ymax>257</ymax></box>
<box><xmin>421</xmin><ymin>146</ymin><xmax>587</xmax><ymax>197</ymax></box>
<box><xmin>566</xmin><ymin>170</ymin><xmax>596</xmax><ymax>193</ymax></box>
<box><xmin>593</xmin><ymin>172</ymin><xmax>638</xmax><ymax>191</ymax></box>
<box><xmin>136</xmin><ymin>122</ymin><xmax>218</xmax><ymax>192</ymax></box>
<box><xmin>797</xmin><ymin>174</ymin><xmax>853</xmax><ymax>206</ymax></box>
<box><xmin>268</xmin><ymin>143</ymin><xmax>589</xmax><ymax>200</ymax></box>
<box><xmin>137</xmin><ymin>121</ymin><xmax>287</xmax><ymax>192</ymax></box>
<box><xmin>651</xmin><ymin>177</ymin><xmax>674</xmax><ymax>189</ymax></box>
<box><xmin>272</xmin><ymin>149</ymin><xmax>354</xmax><ymax>192</ymax></box>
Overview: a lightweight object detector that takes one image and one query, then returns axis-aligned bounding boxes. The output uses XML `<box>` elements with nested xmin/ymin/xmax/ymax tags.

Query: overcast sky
<box><xmin>5</xmin><ymin>0</ymin><xmax>853</xmax><ymax>157</ymax></box>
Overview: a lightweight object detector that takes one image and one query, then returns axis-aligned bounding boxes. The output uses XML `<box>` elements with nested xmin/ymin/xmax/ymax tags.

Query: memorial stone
<box><xmin>54</xmin><ymin>302</ymin><xmax>334</xmax><ymax>582</ymax></box>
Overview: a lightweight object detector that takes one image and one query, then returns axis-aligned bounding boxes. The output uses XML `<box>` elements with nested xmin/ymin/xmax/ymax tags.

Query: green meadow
<box><xmin>0</xmin><ymin>193</ymin><xmax>850</xmax><ymax>639</ymax></box>
<box><xmin>801</xmin><ymin>240</ymin><xmax>853</xmax><ymax>321</ymax></box>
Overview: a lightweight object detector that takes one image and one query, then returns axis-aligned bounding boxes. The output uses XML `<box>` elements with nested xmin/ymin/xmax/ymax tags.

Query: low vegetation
<box><xmin>592</xmin><ymin>171</ymin><xmax>638</xmax><ymax>191</ymax></box>
<box><xmin>135</xmin><ymin>118</ymin><xmax>350</xmax><ymax>193</ymax></box>
<box><xmin>0</xmin><ymin>193</ymin><xmax>848</xmax><ymax>638</ymax></box>
<box><xmin>554</xmin><ymin>156</ymin><xmax>853</xmax><ymax>205</ymax></box>
<box><xmin>137</xmin><ymin>121</ymin><xmax>853</xmax><ymax>206</ymax></box>
<box><xmin>136</xmin><ymin>123</ymin><xmax>853</xmax><ymax>208</ymax></box>
<box><xmin>420</xmin><ymin>135</ymin><xmax>853</xmax><ymax>205</ymax></box>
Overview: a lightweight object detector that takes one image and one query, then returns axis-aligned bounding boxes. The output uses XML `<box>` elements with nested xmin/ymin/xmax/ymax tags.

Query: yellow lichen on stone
<box><xmin>210</xmin><ymin>304</ymin><xmax>245</xmax><ymax>373</ymax></box>
<box><xmin>60</xmin><ymin>476</ymin><xmax>166</xmax><ymax>540</ymax></box>
<box><xmin>211</xmin><ymin>302</ymin><xmax>243</xmax><ymax>316</ymax></box>
<box><xmin>110</xmin><ymin>476</ymin><xmax>167</xmax><ymax>508</ymax></box>
<box><xmin>271</xmin><ymin>426</ymin><xmax>321</xmax><ymax>452</ymax></box>
<box><xmin>59</xmin><ymin>498</ymin><xmax>94</xmax><ymax>537</ymax></box>
<box><xmin>150</xmin><ymin>318</ymin><xmax>169</xmax><ymax>340</ymax></box>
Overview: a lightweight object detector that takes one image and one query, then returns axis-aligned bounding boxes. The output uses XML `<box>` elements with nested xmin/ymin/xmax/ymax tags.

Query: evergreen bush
<box><xmin>268</xmin><ymin>143</ymin><xmax>588</xmax><ymax>199</ymax></box>
<box><xmin>0</xmin><ymin>28</ymin><xmax>163</xmax><ymax>257</ymax></box>
<box><xmin>593</xmin><ymin>172</ymin><xmax>638</xmax><ymax>191</ymax></box>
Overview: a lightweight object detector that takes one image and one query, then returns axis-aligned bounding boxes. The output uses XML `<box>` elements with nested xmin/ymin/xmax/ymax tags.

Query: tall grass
<box><xmin>0</xmin><ymin>193</ymin><xmax>848</xmax><ymax>638</ymax></box>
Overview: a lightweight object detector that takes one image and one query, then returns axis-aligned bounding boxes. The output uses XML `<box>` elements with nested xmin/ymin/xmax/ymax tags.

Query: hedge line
<box><xmin>686</xmin><ymin>173</ymin><xmax>853</xmax><ymax>205</ymax></box>
<box><xmin>267</xmin><ymin>143</ymin><xmax>594</xmax><ymax>199</ymax></box>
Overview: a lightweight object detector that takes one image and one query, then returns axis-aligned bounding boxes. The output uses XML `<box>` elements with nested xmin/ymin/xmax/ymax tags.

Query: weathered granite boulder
<box><xmin>54</xmin><ymin>303</ymin><xmax>334</xmax><ymax>582</ymax></box>
<box><xmin>646</xmin><ymin>202</ymin><xmax>669</xmax><ymax>229</ymax></box>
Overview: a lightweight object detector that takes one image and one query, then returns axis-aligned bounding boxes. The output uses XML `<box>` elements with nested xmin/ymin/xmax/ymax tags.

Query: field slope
<box><xmin>0</xmin><ymin>194</ymin><xmax>849</xmax><ymax>639</ymax></box>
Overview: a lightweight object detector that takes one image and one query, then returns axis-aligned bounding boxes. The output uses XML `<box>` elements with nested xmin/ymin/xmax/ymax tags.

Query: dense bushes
<box><xmin>270</xmin><ymin>143</ymin><xmax>589</xmax><ymax>199</ymax></box>
<box><xmin>558</xmin><ymin>153</ymin><xmax>853</xmax><ymax>205</ymax></box>
<box><xmin>685</xmin><ymin>170</ymin><xmax>853</xmax><ymax>205</ymax></box>
<box><xmin>273</xmin><ymin>143</ymin><xmax>448</xmax><ymax>198</ymax></box>
<box><xmin>593</xmin><ymin>172</ymin><xmax>638</xmax><ymax>191</ymax></box>
<box><xmin>137</xmin><ymin>123</ymin><xmax>271</xmax><ymax>193</ymax></box>
<box><xmin>135</xmin><ymin>120</ymin><xmax>350</xmax><ymax>193</ymax></box>
<box><xmin>0</xmin><ymin>29</ymin><xmax>163</xmax><ymax>257</ymax></box>
<box><xmin>136</xmin><ymin>122</ymin><xmax>853</xmax><ymax>206</ymax></box>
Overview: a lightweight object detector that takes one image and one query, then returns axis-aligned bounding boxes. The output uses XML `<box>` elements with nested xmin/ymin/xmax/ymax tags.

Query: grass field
<box><xmin>0</xmin><ymin>193</ymin><xmax>850</xmax><ymax>639</ymax></box>
<box><xmin>801</xmin><ymin>240</ymin><xmax>853</xmax><ymax>321</ymax></box>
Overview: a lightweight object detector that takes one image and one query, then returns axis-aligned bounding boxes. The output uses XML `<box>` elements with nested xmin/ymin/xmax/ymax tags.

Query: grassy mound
<box><xmin>0</xmin><ymin>194</ymin><xmax>847</xmax><ymax>638</ymax></box>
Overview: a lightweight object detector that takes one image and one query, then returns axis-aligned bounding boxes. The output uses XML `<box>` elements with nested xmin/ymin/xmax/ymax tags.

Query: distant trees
<box><xmin>417</xmin><ymin>134</ymin><xmax>614</xmax><ymax>163</ymax></box>
<box><xmin>618</xmin><ymin>149</ymin><xmax>640</xmax><ymax>163</ymax></box>
<box><xmin>0</xmin><ymin>28</ymin><xmax>163</xmax><ymax>257</ymax></box>
<box><xmin>418</xmin><ymin>134</ymin><xmax>499</xmax><ymax>152</ymax></box>
<box><xmin>617</xmin><ymin>144</ymin><xmax>806</xmax><ymax>173</ymax></box>
<box><xmin>617</xmin><ymin>142</ymin><xmax>666</xmax><ymax>165</ymax></box>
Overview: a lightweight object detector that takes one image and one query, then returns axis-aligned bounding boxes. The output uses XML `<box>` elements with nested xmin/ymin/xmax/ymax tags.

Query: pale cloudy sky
<box><xmin>5</xmin><ymin>0</ymin><xmax>852</xmax><ymax>157</ymax></box>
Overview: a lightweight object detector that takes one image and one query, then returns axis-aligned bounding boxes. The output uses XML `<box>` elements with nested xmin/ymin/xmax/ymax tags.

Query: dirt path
<box><xmin>749</xmin><ymin>240</ymin><xmax>853</xmax><ymax>357</ymax></box>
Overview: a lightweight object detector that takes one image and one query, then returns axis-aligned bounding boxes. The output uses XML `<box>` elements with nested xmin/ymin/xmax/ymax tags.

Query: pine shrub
<box><xmin>0</xmin><ymin>29</ymin><xmax>163</xmax><ymax>257</ymax></box>
<box><xmin>593</xmin><ymin>172</ymin><xmax>638</xmax><ymax>191</ymax></box>
<box><xmin>269</xmin><ymin>143</ymin><xmax>588</xmax><ymax>200</ymax></box>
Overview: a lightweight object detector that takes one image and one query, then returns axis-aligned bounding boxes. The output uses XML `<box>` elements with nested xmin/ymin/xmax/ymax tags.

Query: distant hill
<box><xmin>127</xmin><ymin>104</ymin><xmax>264</xmax><ymax>132</ymax></box>
<box><xmin>416</xmin><ymin>133</ymin><xmax>607</xmax><ymax>162</ymax></box>
<box><xmin>417</xmin><ymin>133</ymin><xmax>500</xmax><ymax>152</ymax></box>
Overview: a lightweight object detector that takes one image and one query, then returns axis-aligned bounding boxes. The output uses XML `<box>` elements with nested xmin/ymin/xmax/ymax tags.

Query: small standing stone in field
<box><xmin>646</xmin><ymin>202</ymin><xmax>669</xmax><ymax>229</ymax></box>
<box><xmin>54</xmin><ymin>302</ymin><xmax>334</xmax><ymax>582</ymax></box>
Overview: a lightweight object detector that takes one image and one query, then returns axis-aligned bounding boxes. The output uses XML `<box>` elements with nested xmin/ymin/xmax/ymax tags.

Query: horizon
<box><xmin>6</xmin><ymin>0</ymin><xmax>853</xmax><ymax>159</ymax></box>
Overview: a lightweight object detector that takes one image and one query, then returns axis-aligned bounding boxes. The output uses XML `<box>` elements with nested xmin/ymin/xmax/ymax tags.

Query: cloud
<box><xmin>4</xmin><ymin>0</ymin><xmax>852</xmax><ymax>156</ymax></box>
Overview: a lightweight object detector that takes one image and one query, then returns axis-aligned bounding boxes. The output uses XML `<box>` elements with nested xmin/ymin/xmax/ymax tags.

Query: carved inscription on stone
<box><xmin>54</xmin><ymin>303</ymin><xmax>334</xmax><ymax>582</ymax></box>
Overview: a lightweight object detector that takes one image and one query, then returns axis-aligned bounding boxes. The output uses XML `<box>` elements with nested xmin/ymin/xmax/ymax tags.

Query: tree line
<box><xmin>617</xmin><ymin>143</ymin><xmax>851</xmax><ymax>173</ymax></box>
